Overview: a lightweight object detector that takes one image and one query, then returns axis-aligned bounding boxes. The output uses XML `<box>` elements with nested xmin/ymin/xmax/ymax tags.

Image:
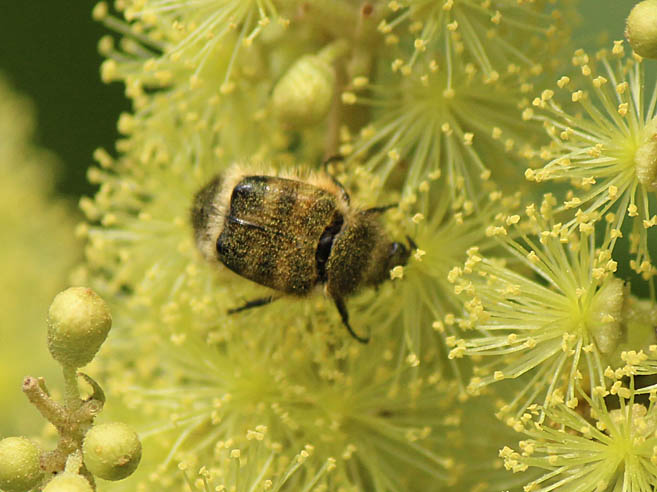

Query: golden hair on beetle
<box><xmin>193</xmin><ymin>163</ymin><xmax>350</xmax><ymax>263</ymax></box>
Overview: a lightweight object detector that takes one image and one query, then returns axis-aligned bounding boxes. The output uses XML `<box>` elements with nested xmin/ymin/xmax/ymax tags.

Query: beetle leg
<box><xmin>228</xmin><ymin>296</ymin><xmax>278</xmax><ymax>314</ymax></box>
<box><xmin>334</xmin><ymin>297</ymin><xmax>370</xmax><ymax>344</ymax></box>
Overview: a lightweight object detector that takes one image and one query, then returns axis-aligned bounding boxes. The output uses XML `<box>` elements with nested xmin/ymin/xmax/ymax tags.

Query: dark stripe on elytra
<box><xmin>255</xmin><ymin>252</ymin><xmax>278</xmax><ymax>284</ymax></box>
<box><xmin>266</xmin><ymin>184</ymin><xmax>298</xmax><ymax>290</ymax></box>
<box><xmin>221</xmin><ymin>177</ymin><xmax>285</xmax><ymax>288</ymax></box>
<box><xmin>271</xmin><ymin>181</ymin><xmax>298</xmax><ymax>221</ymax></box>
<box><xmin>287</xmin><ymin>252</ymin><xmax>314</xmax><ymax>294</ymax></box>
<box><xmin>229</xmin><ymin>176</ymin><xmax>268</xmax><ymax>215</ymax></box>
<box><xmin>217</xmin><ymin>215</ymin><xmax>288</xmax><ymax>289</ymax></box>
<box><xmin>298</xmin><ymin>194</ymin><xmax>336</xmax><ymax>238</ymax></box>
<box><xmin>216</xmin><ymin>227</ymin><xmax>249</xmax><ymax>276</ymax></box>
<box><xmin>218</xmin><ymin>223</ymin><xmax>278</xmax><ymax>281</ymax></box>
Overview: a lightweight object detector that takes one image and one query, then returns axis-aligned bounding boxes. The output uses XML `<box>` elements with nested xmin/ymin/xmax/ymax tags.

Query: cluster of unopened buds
<box><xmin>0</xmin><ymin>287</ymin><xmax>141</xmax><ymax>492</ymax></box>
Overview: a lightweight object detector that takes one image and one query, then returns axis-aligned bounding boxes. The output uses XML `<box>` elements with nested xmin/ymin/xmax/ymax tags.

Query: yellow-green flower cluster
<box><xmin>378</xmin><ymin>0</ymin><xmax>570</xmax><ymax>77</ymax></box>
<box><xmin>365</xmin><ymin>181</ymin><xmax>521</xmax><ymax>378</ymax></box>
<box><xmin>502</xmin><ymin>379</ymin><xmax>657</xmax><ymax>491</ymax></box>
<box><xmin>96</xmin><ymin>313</ymin><xmax>462</xmax><ymax>490</ymax></box>
<box><xmin>448</xmin><ymin>200</ymin><xmax>634</xmax><ymax>412</ymax></box>
<box><xmin>340</xmin><ymin>0</ymin><xmax>575</xmax><ymax>199</ymax></box>
<box><xmin>526</xmin><ymin>44</ymin><xmax>657</xmax><ymax>291</ymax></box>
<box><xmin>179</xmin><ymin>435</ymin><xmax>336</xmax><ymax>492</ymax></box>
<box><xmin>343</xmin><ymin>57</ymin><xmax>542</xmax><ymax>199</ymax></box>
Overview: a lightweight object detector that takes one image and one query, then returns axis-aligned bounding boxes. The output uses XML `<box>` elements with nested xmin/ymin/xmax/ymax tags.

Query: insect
<box><xmin>190</xmin><ymin>164</ymin><xmax>413</xmax><ymax>343</ymax></box>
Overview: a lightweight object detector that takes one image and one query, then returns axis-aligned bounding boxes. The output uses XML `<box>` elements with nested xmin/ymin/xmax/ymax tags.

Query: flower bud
<box><xmin>590</xmin><ymin>278</ymin><xmax>625</xmax><ymax>355</ymax></box>
<box><xmin>271</xmin><ymin>55</ymin><xmax>335</xmax><ymax>126</ymax></box>
<box><xmin>635</xmin><ymin>116</ymin><xmax>657</xmax><ymax>191</ymax></box>
<box><xmin>42</xmin><ymin>472</ymin><xmax>93</xmax><ymax>492</ymax></box>
<box><xmin>83</xmin><ymin>422</ymin><xmax>141</xmax><ymax>481</ymax></box>
<box><xmin>626</xmin><ymin>0</ymin><xmax>657</xmax><ymax>59</ymax></box>
<box><xmin>47</xmin><ymin>287</ymin><xmax>112</xmax><ymax>369</ymax></box>
<box><xmin>271</xmin><ymin>40</ymin><xmax>349</xmax><ymax>126</ymax></box>
<box><xmin>0</xmin><ymin>437</ymin><xmax>43</xmax><ymax>492</ymax></box>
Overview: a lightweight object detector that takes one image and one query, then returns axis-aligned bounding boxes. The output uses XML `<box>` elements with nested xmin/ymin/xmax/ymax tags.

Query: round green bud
<box><xmin>626</xmin><ymin>0</ymin><xmax>657</xmax><ymax>59</ymax></box>
<box><xmin>83</xmin><ymin>422</ymin><xmax>141</xmax><ymax>481</ymax></box>
<box><xmin>590</xmin><ymin>277</ymin><xmax>625</xmax><ymax>355</ymax></box>
<box><xmin>271</xmin><ymin>55</ymin><xmax>335</xmax><ymax>126</ymax></box>
<box><xmin>0</xmin><ymin>437</ymin><xmax>43</xmax><ymax>492</ymax></box>
<box><xmin>47</xmin><ymin>287</ymin><xmax>112</xmax><ymax>368</ymax></box>
<box><xmin>42</xmin><ymin>472</ymin><xmax>93</xmax><ymax>492</ymax></box>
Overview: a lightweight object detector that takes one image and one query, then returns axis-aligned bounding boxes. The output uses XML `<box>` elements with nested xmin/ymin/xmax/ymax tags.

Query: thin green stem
<box><xmin>62</xmin><ymin>366</ymin><xmax>81</xmax><ymax>411</ymax></box>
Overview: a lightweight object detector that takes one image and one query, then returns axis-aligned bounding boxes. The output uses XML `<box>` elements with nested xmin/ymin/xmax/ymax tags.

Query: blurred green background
<box><xmin>0</xmin><ymin>3</ymin><xmax>128</xmax><ymax>199</ymax></box>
